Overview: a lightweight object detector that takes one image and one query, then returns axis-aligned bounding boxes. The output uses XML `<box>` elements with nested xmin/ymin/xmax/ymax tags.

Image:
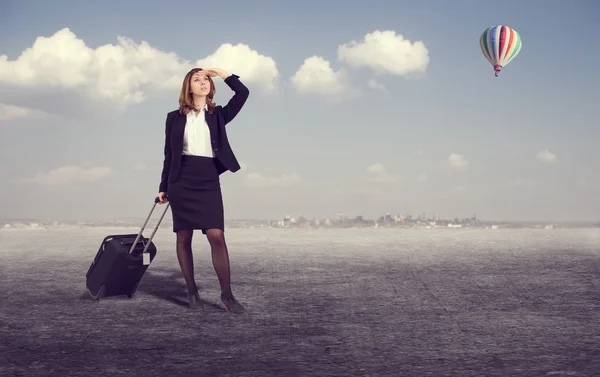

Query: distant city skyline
<box><xmin>2</xmin><ymin>207</ymin><xmax>597</xmax><ymax>226</ymax></box>
<box><xmin>1</xmin><ymin>0</ymin><xmax>599</xmax><ymax>222</ymax></box>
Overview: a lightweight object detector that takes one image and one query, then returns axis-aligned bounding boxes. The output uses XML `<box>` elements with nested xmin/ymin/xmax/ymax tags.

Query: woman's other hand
<box><xmin>158</xmin><ymin>192</ymin><xmax>168</xmax><ymax>204</ymax></box>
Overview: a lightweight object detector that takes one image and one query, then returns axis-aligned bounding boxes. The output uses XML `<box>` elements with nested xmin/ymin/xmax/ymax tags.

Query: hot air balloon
<box><xmin>480</xmin><ymin>25</ymin><xmax>522</xmax><ymax>77</ymax></box>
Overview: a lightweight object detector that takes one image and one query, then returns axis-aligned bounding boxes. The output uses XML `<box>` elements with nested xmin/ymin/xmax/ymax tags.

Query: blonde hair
<box><xmin>178</xmin><ymin>68</ymin><xmax>216</xmax><ymax>115</ymax></box>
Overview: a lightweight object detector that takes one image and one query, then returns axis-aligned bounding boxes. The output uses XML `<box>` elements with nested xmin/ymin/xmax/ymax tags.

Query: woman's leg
<box><xmin>205</xmin><ymin>229</ymin><xmax>245</xmax><ymax>313</ymax></box>
<box><xmin>175</xmin><ymin>229</ymin><xmax>198</xmax><ymax>294</ymax></box>
<box><xmin>205</xmin><ymin>229</ymin><xmax>231</xmax><ymax>297</ymax></box>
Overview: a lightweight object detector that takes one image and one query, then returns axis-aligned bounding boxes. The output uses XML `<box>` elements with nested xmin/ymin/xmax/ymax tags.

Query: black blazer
<box><xmin>159</xmin><ymin>74</ymin><xmax>250</xmax><ymax>193</ymax></box>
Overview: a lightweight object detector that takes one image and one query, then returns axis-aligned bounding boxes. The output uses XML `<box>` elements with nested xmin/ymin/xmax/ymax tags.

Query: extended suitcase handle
<box><xmin>128</xmin><ymin>197</ymin><xmax>170</xmax><ymax>255</ymax></box>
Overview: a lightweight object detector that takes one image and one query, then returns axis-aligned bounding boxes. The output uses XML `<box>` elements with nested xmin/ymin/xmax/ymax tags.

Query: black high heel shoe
<box><xmin>187</xmin><ymin>291</ymin><xmax>204</xmax><ymax>310</ymax></box>
<box><xmin>220</xmin><ymin>294</ymin><xmax>246</xmax><ymax>314</ymax></box>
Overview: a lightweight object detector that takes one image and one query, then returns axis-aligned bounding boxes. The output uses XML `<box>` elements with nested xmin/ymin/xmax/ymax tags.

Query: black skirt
<box><xmin>168</xmin><ymin>155</ymin><xmax>224</xmax><ymax>233</ymax></box>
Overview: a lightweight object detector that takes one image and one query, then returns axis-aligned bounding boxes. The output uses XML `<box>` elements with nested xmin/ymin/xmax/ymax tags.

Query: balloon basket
<box><xmin>494</xmin><ymin>65</ymin><xmax>502</xmax><ymax>77</ymax></box>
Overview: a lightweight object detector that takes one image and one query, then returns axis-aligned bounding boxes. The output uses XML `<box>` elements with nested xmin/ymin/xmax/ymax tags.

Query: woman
<box><xmin>157</xmin><ymin>67</ymin><xmax>249</xmax><ymax>313</ymax></box>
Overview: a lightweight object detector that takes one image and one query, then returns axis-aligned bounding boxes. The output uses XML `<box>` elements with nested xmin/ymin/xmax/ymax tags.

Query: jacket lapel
<box><xmin>204</xmin><ymin>110</ymin><xmax>218</xmax><ymax>144</ymax></box>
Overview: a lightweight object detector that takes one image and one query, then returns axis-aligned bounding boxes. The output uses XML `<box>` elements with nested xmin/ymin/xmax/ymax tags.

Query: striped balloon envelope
<box><xmin>480</xmin><ymin>25</ymin><xmax>522</xmax><ymax>77</ymax></box>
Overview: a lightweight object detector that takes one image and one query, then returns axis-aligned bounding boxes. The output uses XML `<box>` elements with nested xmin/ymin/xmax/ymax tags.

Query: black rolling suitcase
<box><xmin>85</xmin><ymin>197</ymin><xmax>170</xmax><ymax>301</ymax></box>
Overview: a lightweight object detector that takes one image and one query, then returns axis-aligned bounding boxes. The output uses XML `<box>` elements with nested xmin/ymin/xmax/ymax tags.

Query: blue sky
<box><xmin>0</xmin><ymin>0</ymin><xmax>598</xmax><ymax>222</ymax></box>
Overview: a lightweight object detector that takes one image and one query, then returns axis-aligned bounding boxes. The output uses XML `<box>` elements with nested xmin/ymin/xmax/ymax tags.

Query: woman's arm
<box><xmin>221</xmin><ymin>74</ymin><xmax>250</xmax><ymax>125</ymax></box>
<box><xmin>158</xmin><ymin>112</ymin><xmax>173</xmax><ymax>193</ymax></box>
<box><xmin>204</xmin><ymin>68</ymin><xmax>250</xmax><ymax>125</ymax></box>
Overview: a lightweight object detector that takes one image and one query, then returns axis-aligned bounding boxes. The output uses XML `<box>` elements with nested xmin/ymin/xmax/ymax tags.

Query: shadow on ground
<box><xmin>77</xmin><ymin>268</ymin><xmax>226</xmax><ymax>311</ymax></box>
<box><xmin>135</xmin><ymin>269</ymin><xmax>224</xmax><ymax>311</ymax></box>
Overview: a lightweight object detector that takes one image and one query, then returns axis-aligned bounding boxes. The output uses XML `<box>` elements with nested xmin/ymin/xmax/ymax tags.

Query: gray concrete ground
<box><xmin>0</xmin><ymin>227</ymin><xmax>599</xmax><ymax>376</ymax></box>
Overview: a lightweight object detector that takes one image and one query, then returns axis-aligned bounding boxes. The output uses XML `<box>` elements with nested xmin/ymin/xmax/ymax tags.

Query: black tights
<box><xmin>175</xmin><ymin>229</ymin><xmax>233</xmax><ymax>298</ymax></box>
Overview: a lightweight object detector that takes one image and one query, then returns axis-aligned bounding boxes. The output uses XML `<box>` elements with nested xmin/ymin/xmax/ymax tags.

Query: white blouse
<box><xmin>182</xmin><ymin>105</ymin><xmax>214</xmax><ymax>158</ymax></box>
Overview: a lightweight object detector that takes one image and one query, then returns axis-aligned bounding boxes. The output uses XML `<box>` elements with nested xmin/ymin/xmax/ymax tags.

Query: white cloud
<box><xmin>290</xmin><ymin>30</ymin><xmax>428</xmax><ymax>99</ymax></box>
<box><xmin>195</xmin><ymin>43</ymin><xmax>279</xmax><ymax>93</ymax></box>
<box><xmin>244</xmin><ymin>171</ymin><xmax>301</xmax><ymax>187</ymax></box>
<box><xmin>417</xmin><ymin>173</ymin><xmax>428</xmax><ymax>182</ymax></box>
<box><xmin>367</xmin><ymin>163</ymin><xmax>386</xmax><ymax>174</ymax></box>
<box><xmin>536</xmin><ymin>149</ymin><xmax>557</xmax><ymax>163</ymax></box>
<box><xmin>290</xmin><ymin>56</ymin><xmax>353</xmax><ymax>99</ymax></box>
<box><xmin>448</xmin><ymin>153</ymin><xmax>468</xmax><ymax>169</ymax></box>
<box><xmin>337</xmin><ymin>30</ymin><xmax>429</xmax><ymax>76</ymax></box>
<box><xmin>18</xmin><ymin>165</ymin><xmax>114</xmax><ymax>186</ymax></box>
<box><xmin>0</xmin><ymin>104</ymin><xmax>29</xmax><ymax>120</ymax></box>
<box><xmin>0</xmin><ymin>28</ymin><xmax>278</xmax><ymax>116</ymax></box>
<box><xmin>367</xmin><ymin>78</ymin><xmax>387</xmax><ymax>91</ymax></box>
<box><xmin>0</xmin><ymin>103</ymin><xmax>49</xmax><ymax>121</ymax></box>
<box><xmin>366</xmin><ymin>163</ymin><xmax>399</xmax><ymax>183</ymax></box>
<box><xmin>133</xmin><ymin>163</ymin><xmax>149</xmax><ymax>171</ymax></box>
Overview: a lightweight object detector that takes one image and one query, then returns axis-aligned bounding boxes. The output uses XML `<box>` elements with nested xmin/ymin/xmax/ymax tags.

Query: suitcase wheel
<box><xmin>91</xmin><ymin>285</ymin><xmax>106</xmax><ymax>302</ymax></box>
<box><xmin>128</xmin><ymin>282</ymin><xmax>140</xmax><ymax>299</ymax></box>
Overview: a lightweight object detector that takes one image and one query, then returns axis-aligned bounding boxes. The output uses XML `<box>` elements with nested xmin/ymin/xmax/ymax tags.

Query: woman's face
<box><xmin>190</xmin><ymin>72</ymin><xmax>211</xmax><ymax>97</ymax></box>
